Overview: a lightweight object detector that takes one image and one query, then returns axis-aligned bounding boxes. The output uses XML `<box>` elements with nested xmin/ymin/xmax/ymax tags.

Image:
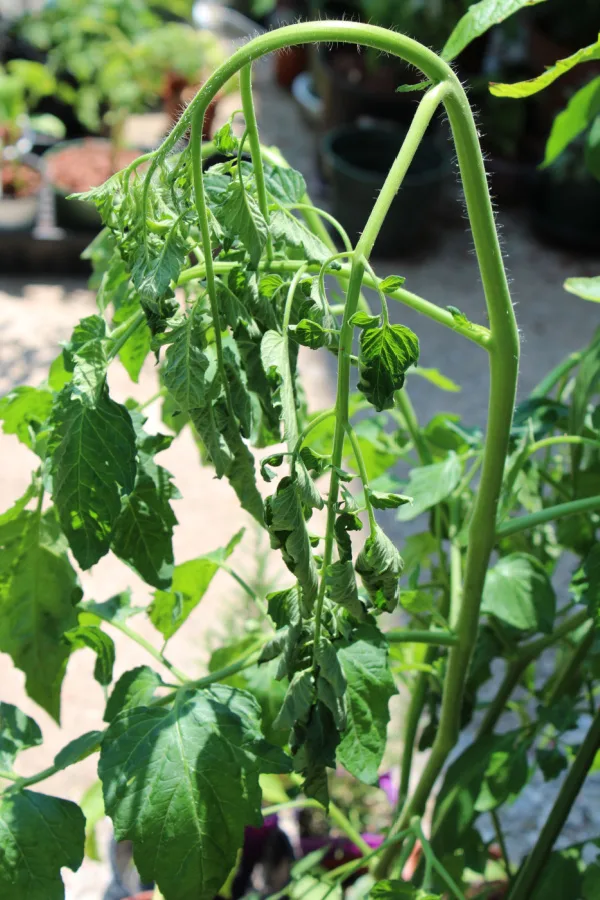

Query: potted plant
<box><xmin>0</xmin><ymin>58</ymin><xmax>63</xmax><ymax>230</ymax></box>
<box><xmin>2</xmin><ymin>11</ymin><xmax>600</xmax><ymax>900</ymax></box>
<box><xmin>19</xmin><ymin>0</ymin><xmax>163</xmax><ymax>228</ymax></box>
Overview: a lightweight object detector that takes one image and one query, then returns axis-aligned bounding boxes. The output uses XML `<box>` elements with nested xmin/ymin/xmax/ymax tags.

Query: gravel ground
<box><xmin>1</xmin><ymin>58</ymin><xmax>600</xmax><ymax>896</ymax></box>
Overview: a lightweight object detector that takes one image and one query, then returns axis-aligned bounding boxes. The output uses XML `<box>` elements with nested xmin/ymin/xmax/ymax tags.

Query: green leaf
<box><xmin>536</xmin><ymin>747</ymin><xmax>568</xmax><ymax>781</ymax></box>
<box><xmin>104</xmin><ymin>666</ymin><xmax>164</xmax><ymax>723</ymax></box>
<box><xmin>264</xmin><ymin>163</ymin><xmax>307</xmax><ymax>205</ymax></box>
<box><xmin>265</xmin><ymin>478</ymin><xmax>319</xmax><ymax>616</ymax></box>
<box><xmin>64</xmin><ymin>625</ymin><xmax>115</xmax><ymax>686</ymax></box>
<box><xmin>80</xmin><ymin>779</ymin><xmax>104</xmax><ymax>861</ymax></box>
<box><xmin>267</xmin><ymin>585</ymin><xmax>301</xmax><ymax>630</ymax></box>
<box><xmin>379</xmin><ymin>275</ymin><xmax>406</xmax><ymax>293</ymax></box>
<box><xmin>114</xmin><ymin>300</ymin><xmax>152</xmax><ymax>383</ymax></box>
<box><xmin>49</xmin><ymin>385</ymin><xmax>137</xmax><ymax>569</ymax></box>
<box><xmin>481</xmin><ymin>553</ymin><xmax>556</xmax><ymax>632</ymax></box>
<box><xmin>586</xmin><ymin>115</ymin><xmax>600</xmax><ymax>180</ymax></box>
<box><xmin>292</xmin><ymin>319</ymin><xmax>328</xmax><ymax>349</ymax></box>
<box><xmin>368</xmin><ymin>489</ymin><xmax>413</xmax><ymax>510</ymax></box>
<box><xmin>163</xmin><ymin>309</ymin><xmax>210</xmax><ymax>413</ymax></box>
<box><xmin>443</xmin><ymin>0</ymin><xmax>548</xmax><ymax>62</ymax></box>
<box><xmin>543</xmin><ymin>77</ymin><xmax>600</xmax><ymax>169</ymax></box>
<box><xmin>409</xmin><ymin>367</ymin><xmax>461</xmax><ymax>392</ymax></box>
<box><xmin>212</xmin><ymin>121</ymin><xmax>239</xmax><ymax>155</ymax></box>
<box><xmin>355</xmin><ymin>526</ymin><xmax>403</xmax><ymax>613</ymax></box>
<box><xmin>53</xmin><ymin>730</ymin><xmax>103</xmax><ymax>771</ymax></box>
<box><xmin>217</xmin><ymin>180</ymin><xmax>268</xmax><ymax>268</ymax></box>
<box><xmin>81</xmin><ymin>589</ymin><xmax>139</xmax><ymax>626</ymax></box>
<box><xmin>99</xmin><ymin>686</ymin><xmax>290</xmax><ymax>900</ymax></box>
<box><xmin>315</xmin><ymin>639</ymin><xmax>346</xmax><ymax>696</ymax></box>
<box><xmin>336</xmin><ymin>624</ymin><xmax>396</xmax><ymax>784</ymax></box>
<box><xmin>269</xmin><ymin>209</ymin><xmax>331</xmax><ymax>264</ymax></box>
<box><xmin>0</xmin><ymin>790</ymin><xmax>85</xmax><ymax>900</ymax></box>
<box><xmin>131</xmin><ymin>221</ymin><xmax>187</xmax><ymax>312</ymax></box>
<box><xmin>274</xmin><ymin>670</ymin><xmax>315</xmax><ymax>730</ymax></box>
<box><xmin>63</xmin><ymin>314</ymin><xmax>108</xmax><ymax>403</ymax></box>
<box><xmin>350</xmin><ymin>311</ymin><xmax>380</xmax><ymax>328</ymax></box>
<box><xmin>150</xmin><ymin>529</ymin><xmax>244</xmax><ymax>640</ymax></box>
<box><xmin>357</xmin><ymin>322</ymin><xmax>419</xmax><ymax>411</ymax></box>
<box><xmin>0</xmin><ymin>510</ymin><xmax>80</xmax><ymax>721</ymax></box>
<box><xmin>584</xmin><ymin>863</ymin><xmax>600</xmax><ymax>900</ymax></box>
<box><xmin>326</xmin><ymin>560</ymin><xmax>365</xmax><ymax>620</ymax></box>
<box><xmin>564</xmin><ymin>276</ymin><xmax>600</xmax><ymax>303</ymax></box>
<box><xmin>0</xmin><ymin>386</ymin><xmax>53</xmax><ymax>450</ymax></box>
<box><xmin>0</xmin><ymin>703</ymin><xmax>42</xmax><ymax>771</ymax></box>
<box><xmin>111</xmin><ymin>429</ymin><xmax>178</xmax><ymax>590</ymax></box>
<box><xmin>371</xmin><ymin>882</ymin><xmax>441</xmax><ymax>899</ymax></box>
<box><xmin>490</xmin><ymin>37</ymin><xmax>600</xmax><ymax>98</ymax></box>
<box><xmin>219</xmin><ymin>413</ymin><xmax>265</xmax><ymax>525</ymax></box>
<box><xmin>396</xmin><ymin>455</ymin><xmax>462</xmax><ymax>522</ymax></box>
<box><xmin>261</xmin><ymin>329</ymin><xmax>298</xmax><ymax>447</ymax></box>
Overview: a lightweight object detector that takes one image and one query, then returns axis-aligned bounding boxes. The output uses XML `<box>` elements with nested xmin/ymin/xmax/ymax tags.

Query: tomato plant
<box><xmin>1</xmin><ymin>6</ymin><xmax>600</xmax><ymax>900</ymax></box>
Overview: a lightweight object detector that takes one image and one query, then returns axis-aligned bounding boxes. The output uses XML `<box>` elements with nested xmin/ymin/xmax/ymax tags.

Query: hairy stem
<box><xmin>345</xmin><ymin>422</ymin><xmax>377</xmax><ymax>534</ymax></box>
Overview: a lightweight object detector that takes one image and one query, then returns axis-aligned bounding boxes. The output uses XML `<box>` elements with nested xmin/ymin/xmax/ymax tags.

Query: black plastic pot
<box><xmin>530</xmin><ymin>170</ymin><xmax>600</xmax><ymax>251</ymax></box>
<box><xmin>321</xmin><ymin>123</ymin><xmax>449</xmax><ymax>257</ymax></box>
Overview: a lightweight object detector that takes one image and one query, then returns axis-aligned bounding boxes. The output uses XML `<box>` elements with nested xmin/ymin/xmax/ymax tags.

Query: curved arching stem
<box><xmin>157</xmin><ymin>19</ymin><xmax>519</xmax><ymax>877</ymax></box>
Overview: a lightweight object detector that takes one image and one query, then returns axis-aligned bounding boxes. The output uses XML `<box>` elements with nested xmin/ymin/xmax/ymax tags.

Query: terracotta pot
<box><xmin>45</xmin><ymin>138</ymin><xmax>141</xmax><ymax>230</ymax></box>
<box><xmin>275</xmin><ymin>45</ymin><xmax>308</xmax><ymax>90</ymax></box>
<box><xmin>0</xmin><ymin>161</ymin><xmax>41</xmax><ymax>231</ymax></box>
<box><xmin>122</xmin><ymin>893</ymin><xmax>154</xmax><ymax>900</ymax></box>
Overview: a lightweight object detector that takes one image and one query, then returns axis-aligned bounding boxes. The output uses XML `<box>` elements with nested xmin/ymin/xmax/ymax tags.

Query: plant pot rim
<box><xmin>321</xmin><ymin>123</ymin><xmax>449</xmax><ymax>186</ymax></box>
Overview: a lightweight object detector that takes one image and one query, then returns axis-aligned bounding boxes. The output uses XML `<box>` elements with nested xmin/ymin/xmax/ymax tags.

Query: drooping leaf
<box><xmin>261</xmin><ymin>329</ymin><xmax>298</xmax><ymax>447</ymax></box>
<box><xmin>292</xmin><ymin>319</ymin><xmax>328</xmax><ymax>349</ymax></box>
<box><xmin>49</xmin><ymin>384</ymin><xmax>137</xmax><ymax>569</ymax></box>
<box><xmin>81</xmin><ymin>589</ymin><xmax>140</xmax><ymax>626</ymax></box>
<box><xmin>150</xmin><ymin>529</ymin><xmax>244</xmax><ymax>640</ymax></box>
<box><xmin>265</xmin><ymin>478</ymin><xmax>319</xmax><ymax>616</ymax></box>
<box><xmin>326</xmin><ymin>561</ymin><xmax>365</xmax><ymax>620</ymax></box>
<box><xmin>163</xmin><ymin>309</ymin><xmax>210</xmax><ymax>413</ymax></box>
<box><xmin>269</xmin><ymin>209</ymin><xmax>331</xmax><ymax>264</ymax></box>
<box><xmin>267</xmin><ymin>585</ymin><xmax>302</xmax><ymax>630</ymax></box>
<box><xmin>357</xmin><ymin>322</ymin><xmax>419</xmax><ymax>411</ymax></box>
<box><xmin>315</xmin><ymin>639</ymin><xmax>346</xmax><ymax>696</ymax></box>
<box><xmin>355</xmin><ymin>526</ymin><xmax>403</xmax><ymax>613</ymax></box>
<box><xmin>368</xmin><ymin>489</ymin><xmax>413</xmax><ymax>510</ymax></box>
<box><xmin>104</xmin><ymin>666</ymin><xmax>164</xmax><ymax>723</ymax></box>
<box><xmin>443</xmin><ymin>0</ymin><xmax>548</xmax><ymax>62</ymax></box>
<box><xmin>481</xmin><ymin>553</ymin><xmax>556</xmax><ymax>633</ymax></box>
<box><xmin>0</xmin><ymin>386</ymin><xmax>53</xmax><ymax>450</ymax></box>
<box><xmin>0</xmin><ymin>509</ymin><xmax>80</xmax><ymax>721</ymax></box>
<box><xmin>543</xmin><ymin>77</ymin><xmax>600</xmax><ymax>169</ymax></box>
<box><xmin>219</xmin><ymin>413</ymin><xmax>265</xmax><ymax>525</ymax></box>
<box><xmin>490</xmin><ymin>37</ymin><xmax>600</xmax><ymax>98</ymax></box>
<box><xmin>292</xmin><ymin>701</ymin><xmax>340</xmax><ymax>808</ymax></box>
<box><xmin>396</xmin><ymin>454</ymin><xmax>462</xmax><ymax>521</ymax></box>
<box><xmin>0</xmin><ymin>790</ymin><xmax>85</xmax><ymax>900</ymax></box>
<box><xmin>350</xmin><ymin>311</ymin><xmax>380</xmax><ymax>329</ymax></box>
<box><xmin>336</xmin><ymin>624</ymin><xmax>396</xmax><ymax>784</ymax></box>
<box><xmin>274</xmin><ymin>670</ymin><xmax>315</xmax><ymax>731</ymax></box>
<box><xmin>62</xmin><ymin>314</ymin><xmax>108</xmax><ymax>403</ymax></box>
<box><xmin>264</xmin><ymin>163</ymin><xmax>307</xmax><ymax>205</ymax></box>
<box><xmin>586</xmin><ymin>115</ymin><xmax>600</xmax><ymax>180</ymax></box>
<box><xmin>217</xmin><ymin>180</ymin><xmax>268</xmax><ymax>268</ymax></box>
<box><xmin>111</xmin><ymin>428</ymin><xmax>179</xmax><ymax>590</ymax></box>
<box><xmin>564</xmin><ymin>276</ymin><xmax>600</xmax><ymax>304</ymax></box>
<box><xmin>99</xmin><ymin>686</ymin><xmax>290</xmax><ymax>900</ymax></box>
<box><xmin>0</xmin><ymin>703</ymin><xmax>42</xmax><ymax>771</ymax></box>
<box><xmin>63</xmin><ymin>625</ymin><xmax>115</xmax><ymax>686</ymax></box>
<box><xmin>53</xmin><ymin>730</ymin><xmax>103</xmax><ymax>771</ymax></box>
<box><xmin>131</xmin><ymin>221</ymin><xmax>187</xmax><ymax>313</ymax></box>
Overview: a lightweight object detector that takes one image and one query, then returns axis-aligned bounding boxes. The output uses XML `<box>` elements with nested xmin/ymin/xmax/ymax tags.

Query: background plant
<box><xmin>0</xmin><ymin>6</ymin><xmax>600</xmax><ymax>900</ymax></box>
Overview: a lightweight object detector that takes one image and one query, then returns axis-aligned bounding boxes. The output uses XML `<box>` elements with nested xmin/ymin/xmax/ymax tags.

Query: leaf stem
<box><xmin>282</xmin><ymin>264</ymin><xmax>309</xmax><ymax>449</ymax></box>
<box><xmin>212</xmin><ymin>560</ymin><xmax>273</xmax><ymax>628</ymax></box>
<box><xmin>509</xmin><ymin>705</ymin><xmax>600</xmax><ymax>900</ymax></box>
<box><xmin>239</xmin><ymin>64</ymin><xmax>272</xmax><ymax>260</ymax></box>
<box><xmin>395</xmin><ymin>390</ymin><xmax>432</xmax><ymax>466</ymax></box>
<box><xmin>0</xmin><ymin>770</ymin><xmax>18</xmax><ymax>782</ymax></box>
<box><xmin>89</xmin><ymin>611</ymin><xmax>191</xmax><ymax>683</ymax></box>
<box><xmin>385</xmin><ymin>629</ymin><xmax>458</xmax><ymax>646</ymax></box>
<box><xmin>284</xmin><ymin>204</ymin><xmax>353</xmax><ymax>253</ymax></box>
<box><xmin>107</xmin><ymin>310</ymin><xmax>145</xmax><ymax>361</ymax></box>
<box><xmin>496</xmin><ymin>495</ymin><xmax>600</xmax><ymax>539</ymax></box>
<box><xmin>344</xmin><ymin>422</ymin><xmax>376</xmax><ymax>534</ymax></box>
<box><xmin>490</xmin><ymin>808</ymin><xmax>513</xmax><ymax>884</ymax></box>
<box><xmin>412</xmin><ymin>818</ymin><xmax>467</xmax><ymax>900</ymax></box>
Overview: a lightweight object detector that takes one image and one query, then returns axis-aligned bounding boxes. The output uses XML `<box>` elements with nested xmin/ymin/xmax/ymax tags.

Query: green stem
<box><xmin>385</xmin><ymin>629</ymin><xmax>458</xmax><ymax>647</ymax></box>
<box><xmin>542</xmin><ymin>621</ymin><xmax>594</xmax><ymax>707</ymax></box>
<box><xmin>377</xmin><ymin>38</ymin><xmax>520</xmax><ymax>881</ymax></box>
<box><xmin>449</xmin><ymin>503</ymin><xmax>463</xmax><ymax>632</ymax></box>
<box><xmin>95</xmin><ymin>614</ymin><xmax>190</xmax><ymax>683</ymax></box>
<box><xmin>213</xmin><ymin>560</ymin><xmax>273</xmax><ymax>627</ymax></box>
<box><xmin>107</xmin><ymin>310</ymin><xmax>145</xmax><ymax>361</ymax></box>
<box><xmin>0</xmin><ymin>771</ymin><xmax>18</xmax><ymax>782</ymax></box>
<box><xmin>490</xmin><ymin>808</ymin><xmax>513</xmax><ymax>883</ymax></box>
<box><xmin>396</xmin><ymin>673</ymin><xmax>428</xmax><ymax>819</ymax></box>
<box><xmin>282</xmin><ymin>264</ymin><xmax>309</xmax><ymax>449</ymax></box>
<box><xmin>345</xmin><ymin>422</ymin><xmax>376</xmax><ymax>534</ymax></box>
<box><xmin>190</xmin><ymin>114</ymin><xmax>236</xmax><ymax>429</ymax></box>
<box><xmin>284</xmin><ymin>203</ymin><xmax>353</xmax><ymax>252</ymax></box>
<box><xmin>496</xmin><ymin>495</ymin><xmax>600</xmax><ymax>539</ymax></box>
<box><xmin>395</xmin><ymin>390</ymin><xmax>432</xmax><ymax>465</ymax></box>
<box><xmin>290</xmin><ymin>408</ymin><xmax>337</xmax><ymax>473</ymax></box>
<box><xmin>530</xmin><ymin>351</ymin><xmax>582</xmax><ymax>398</ymax></box>
<box><xmin>239</xmin><ymin>64</ymin><xmax>272</xmax><ymax>260</ymax></box>
<box><xmin>329</xmin><ymin>801</ymin><xmax>373</xmax><ymax>857</ymax></box>
<box><xmin>509</xmin><ymin>705</ymin><xmax>600</xmax><ymax>900</ymax></box>
<box><xmin>413</xmin><ymin>819</ymin><xmax>467</xmax><ymax>900</ymax></box>
<box><xmin>527</xmin><ymin>435</ymin><xmax>600</xmax><ymax>457</ymax></box>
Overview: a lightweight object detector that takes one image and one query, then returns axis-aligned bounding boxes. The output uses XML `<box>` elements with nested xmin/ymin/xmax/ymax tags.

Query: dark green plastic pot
<box><xmin>531</xmin><ymin>170</ymin><xmax>600</xmax><ymax>251</ymax></box>
<box><xmin>321</xmin><ymin>123</ymin><xmax>449</xmax><ymax>257</ymax></box>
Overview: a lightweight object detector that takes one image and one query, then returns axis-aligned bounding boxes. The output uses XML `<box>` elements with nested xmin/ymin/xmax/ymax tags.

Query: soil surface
<box><xmin>46</xmin><ymin>141</ymin><xmax>142</xmax><ymax>194</ymax></box>
<box><xmin>1</xmin><ymin>162</ymin><xmax>41</xmax><ymax>198</ymax></box>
